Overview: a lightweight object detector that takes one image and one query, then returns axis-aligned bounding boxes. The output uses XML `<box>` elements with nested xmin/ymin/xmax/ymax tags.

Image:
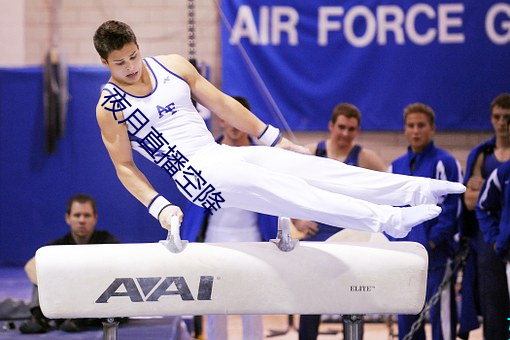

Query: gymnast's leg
<box><xmin>190</xmin><ymin>153</ymin><xmax>440</xmax><ymax>238</ymax></box>
<box><xmin>226</xmin><ymin>145</ymin><xmax>465</xmax><ymax>207</ymax></box>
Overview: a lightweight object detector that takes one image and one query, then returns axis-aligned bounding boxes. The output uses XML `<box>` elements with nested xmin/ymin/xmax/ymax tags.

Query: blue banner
<box><xmin>221</xmin><ymin>1</ymin><xmax>510</xmax><ymax>131</ymax></box>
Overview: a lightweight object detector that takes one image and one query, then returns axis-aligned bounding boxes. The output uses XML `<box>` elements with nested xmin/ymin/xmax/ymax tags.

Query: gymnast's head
<box><xmin>93</xmin><ymin>20</ymin><xmax>138</xmax><ymax>62</ymax></box>
<box><xmin>94</xmin><ymin>20</ymin><xmax>143</xmax><ymax>84</ymax></box>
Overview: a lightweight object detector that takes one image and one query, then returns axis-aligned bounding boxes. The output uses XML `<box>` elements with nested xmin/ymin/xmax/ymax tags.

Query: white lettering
<box><xmin>438</xmin><ymin>4</ymin><xmax>465</xmax><ymax>43</ymax></box>
<box><xmin>318</xmin><ymin>4</ymin><xmax>466</xmax><ymax>47</ymax></box>
<box><xmin>229</xmin><ymin>6</ymin><xmax>299</xmax><ymax>46</ymax></box>
<box><xmin>377</xmin><ymin>5</ymin><xmax>405</xmax><ymax>45</ymax></box>
<box><xmin>318</xmin><ymin>7</ymin><xmax>344</xmax><ymax>46</ymax></box>
<box><xmin>230</xmin><ymin>6</ymin><xmax>259</xmax><ymax>45</ymax></box>
<box><xmin>406</xmin><ymin>4</ymin><xmax>436</xmax><ymax>45</ymax></box>
<box><xmin>231</xmin><ymin>4</ymin><xmax>478</xmax><ymax>47</ymax></box>
<box><xmin>271</xmin><ymin>6</ymin><xmax>299</xmax><ymax>45</ymax></box>
<box><xmin>485</xmin><ymin>3</ymin><xmax>510</xmax><ymax>45</ymax></box>
<box><xmin>259</xmin><ymin>6</ymin><xmax>269</xmax><ymax>45</ymax></box>
<box><xmin>344</xmin><ymin>6</ymin><xmax>377</xmax><ymax>47</ymax></box>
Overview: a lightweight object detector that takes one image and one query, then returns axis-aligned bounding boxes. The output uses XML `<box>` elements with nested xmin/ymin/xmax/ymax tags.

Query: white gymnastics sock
<box><xmin>385</xmin><ymin>204</ymin><xmax>442</xmax><ymax>238</ymax></box>
<box><xmin>411</xmin><ymin>180</ymin><xmax>466</xmax><ymax>206</ymax></box>
<box><xmin>429</xmin><ymin>180</ymin><xmax>466</xmax><ymax>200</ymax></box>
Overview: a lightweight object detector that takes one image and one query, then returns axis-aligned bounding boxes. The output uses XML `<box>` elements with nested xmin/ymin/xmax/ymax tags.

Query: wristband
<box><xmin>257</xmin><ymin>124</ymin><xmax>282</xmax><ymax>146</ymax></box>
<box><xmin>148</xmin><ymin>194</ymin><xmax>173</xmax><ymax>220</ymax></box>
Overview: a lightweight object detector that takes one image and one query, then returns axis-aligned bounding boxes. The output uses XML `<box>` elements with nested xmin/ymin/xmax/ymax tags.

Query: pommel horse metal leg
<box><xmin>102</xmin><ymin>318</ymin><xmax>119</xmax><ymax>340</ymax></box>
<box><xmin>343</xmin><ymin>314</ymin><xmax>363</xmax><ymax>340</ymax></box>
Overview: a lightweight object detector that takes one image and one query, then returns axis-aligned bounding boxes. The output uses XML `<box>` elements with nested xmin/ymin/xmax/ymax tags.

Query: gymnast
<box><xmin>93</xmin><ymin>20</ymin><xmax>465</xmax><ymax>239</ymax></box>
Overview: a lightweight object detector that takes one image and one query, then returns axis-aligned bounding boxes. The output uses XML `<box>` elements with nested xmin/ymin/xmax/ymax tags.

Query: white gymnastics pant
<box><xmin>175</xmin><ymin>144</ymin><xmax>438</xmax><ymax>234</ymax></box>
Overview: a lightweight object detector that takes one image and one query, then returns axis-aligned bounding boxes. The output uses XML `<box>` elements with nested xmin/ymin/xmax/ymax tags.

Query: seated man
<box><xmin>19</xmin><ymin>194</ymin><xmax>120</xmax><ymax>334</ymax></box>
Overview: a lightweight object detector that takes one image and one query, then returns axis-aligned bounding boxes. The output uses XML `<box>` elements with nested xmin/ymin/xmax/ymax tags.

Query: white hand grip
<box><xmin>160</xmin><ymin>215</ymin><xmax>188</xmax><ymax>253</ymax></box>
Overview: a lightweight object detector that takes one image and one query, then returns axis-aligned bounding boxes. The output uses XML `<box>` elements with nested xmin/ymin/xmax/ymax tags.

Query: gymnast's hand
<box><xmin>158</xmin><ymin>205</ymin><xmax>184</xmax><ymax>231</ymax></box>
<box><xmin>276</xmin><ymin>137</ymin><xmax>311</xmax><ymax>154</ymax></box>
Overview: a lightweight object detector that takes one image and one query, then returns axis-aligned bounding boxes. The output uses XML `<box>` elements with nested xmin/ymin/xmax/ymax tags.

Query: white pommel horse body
<box><xmin>36</xmin><ymin>218</ymin><xmax>428</xmax><ymax>340</ymax></box>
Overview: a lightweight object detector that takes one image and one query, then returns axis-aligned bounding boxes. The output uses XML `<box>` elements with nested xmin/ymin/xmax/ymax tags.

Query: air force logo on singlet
<box><xmin>156</xmin><ymin>102</ymin><xmax>177</xmax><ymax>118</ymax></box>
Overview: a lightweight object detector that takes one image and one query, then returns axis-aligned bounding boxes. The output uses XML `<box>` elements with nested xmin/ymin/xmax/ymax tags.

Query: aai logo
<box><xmin>96</xmin><ymin>276</ymin><xmax>214</xmax><ymax>303</ymax></box>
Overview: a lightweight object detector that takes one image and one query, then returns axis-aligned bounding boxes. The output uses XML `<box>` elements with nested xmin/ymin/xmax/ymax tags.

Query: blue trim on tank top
<box><xmin>103</xmin><ymin>58</ymin><xmax>159</xmax><ymax>98</ymax></box>
<box><xmin>149</xmin><ymin>57</ymin><xmax>188</xmax><ymax>83</ymax></box>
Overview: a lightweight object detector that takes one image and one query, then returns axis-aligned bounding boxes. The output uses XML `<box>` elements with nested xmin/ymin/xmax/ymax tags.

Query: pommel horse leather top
<box><xmin>36</xmin><ymin>219</ymin><xmax>428</xmax><ymax>319</ymax></box>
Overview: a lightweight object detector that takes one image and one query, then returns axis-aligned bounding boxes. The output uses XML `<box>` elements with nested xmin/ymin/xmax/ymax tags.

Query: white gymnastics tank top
<box><xmin>102</xmin><ymin>57</ymin><xmax>216</xmax><ymax>164</ymax></box>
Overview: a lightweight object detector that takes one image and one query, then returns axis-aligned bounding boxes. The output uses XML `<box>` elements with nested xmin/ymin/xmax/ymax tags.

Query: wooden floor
<box><xmin>212</xmin><ymin>314</ymin><xmax>484</xmax><ymax>339</ymax></box>
<box><xmin>0</xmin><ymin>315</ymin><xmax>484</xmax><ymax>339</ymax></box>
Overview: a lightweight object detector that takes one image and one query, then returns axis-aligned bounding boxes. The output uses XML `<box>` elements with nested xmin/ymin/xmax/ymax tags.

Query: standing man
<box><xmin>19</xmin><ymin>194</ymin><xmax>120</xmax><ymax>334</ymax></box>
<box><xmin>388</xmin><ymin>103</ymin><xmax>462</xmax><ymax>340</ymax></box>
<box><xmin>460</xmin><ymin>93</ymin><xmax>510</xmax><ymax>340</ymax></box>
<box><xmin>296</xmin><ymin>103</ymin><xmax>386</xmax><ymax>340</ymax></box>
<box><xmin>476</xmin><ymin>159</ymin><xmax>510</xmax><ymax>340</ymax></box>
<box><xmin>294</xmin><ymin>102</ymin><xmax>386</xmax><ymax>240</ymax></box>
<box><xmin>477</xmin><ymin>160</ymin><xmax>510</xmax><ymax>264</ymax></box>
<box><xmin>181</xmin><ymin>96</ymin><xmax>277</xmax><ymax>340</ymax></box>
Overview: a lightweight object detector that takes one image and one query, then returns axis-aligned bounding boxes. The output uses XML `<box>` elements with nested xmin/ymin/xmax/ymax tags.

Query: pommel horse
<box><xmin>36</xmin><ymin>217</ymin><xmax>428</xmax><ymax>340</ymax></box>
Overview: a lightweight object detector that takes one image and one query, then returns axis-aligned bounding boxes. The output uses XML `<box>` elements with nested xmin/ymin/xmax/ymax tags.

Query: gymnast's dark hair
<box><xmin>93</xmin><ymin>20</ymin><xmax>138</xmax><ymax>60</ymax></box>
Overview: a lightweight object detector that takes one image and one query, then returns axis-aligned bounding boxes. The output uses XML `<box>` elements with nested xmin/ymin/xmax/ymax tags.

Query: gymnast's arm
<box><xmin>159</xmin><ymin>54</ymin><xmax>309</xmax><ymax>153</ymax></box>
<box><xmin>95</xmin><ymin>96</ymin><xmax>183</xmax><ymax>230</ymax></box>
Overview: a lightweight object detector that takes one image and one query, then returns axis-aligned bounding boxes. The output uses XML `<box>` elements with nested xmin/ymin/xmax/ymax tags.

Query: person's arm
<box><xmin>428</xmin><ymin>158</ymin><xmax>463</xmax><ymax>248</ymax></box>
<box><xmin>160</xmin><ymin>54</ymin><xmax>309</xmax><ymax>153</ymax></box>
<box><xmin>464</xmin><ymin>153</ymin><xmax>484</xmax><ymax>210</ymax></box>
<box><xmin>291</xmin><ymin>219</ymin><xmax>319</xmax><ymax>237</ymax></box>
<box><xmin>96</xmin><ymin>95</ymin><xmax>183</xmax><ymax>229</ymax></box>
<box><xmin>475</xmin><ymin>167</ymin><xmax>502</xmax><ymax>251</ymax></box>
<box><xmin>358</xmin><ymin>148</ymin><xmax>386</xmax><ymax>172</ymax></box>
<box><xmin>303</xmin><ymin>143</ymin><xmax>317</xmax><ymax>154</ymax></box>
<box><xmin>24</xmin><ymin>257</ymin><xmax>37</xmax><ymax>285</ymax></box>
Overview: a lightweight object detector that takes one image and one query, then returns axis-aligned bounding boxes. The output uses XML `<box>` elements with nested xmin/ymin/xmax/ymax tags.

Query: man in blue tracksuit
<box><xmin>477</xmin><ymin>160</ymin><xmax>510</xmax><ymax>261</ymax></box>
<box><xmin>388</xmin><ymin>103</ymin><xmax>462</xmax><ymax>340</ymax></box>
<box><xmin>455</xmin><ymin>137</ymin><xmax>494</xmax><ymax>339</ymax></box>
<box><xmin>460</xmin><ymin>93</ymin><xmax>510</xmax><ymax>340</ymax></box>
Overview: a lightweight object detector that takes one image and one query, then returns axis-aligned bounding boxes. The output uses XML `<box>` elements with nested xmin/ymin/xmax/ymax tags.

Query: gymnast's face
<box><xmin>101</xmin><ymin>42</ymin><xmax>143</xmax><ymax>85</ymax></box>
<box><xmin>404</xmin><ymin>112</ymin><xmax>435</xmax><ymax>154</ymax></box>
<box><xmin>329</xmin><ymin>115</ymin><xmax>360</xmax><ymax>148</ymax></box>
<box><xmin>65</xmin><ymin>201</ymin><xmax>98</xmax><ymax>244</ymax></box>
